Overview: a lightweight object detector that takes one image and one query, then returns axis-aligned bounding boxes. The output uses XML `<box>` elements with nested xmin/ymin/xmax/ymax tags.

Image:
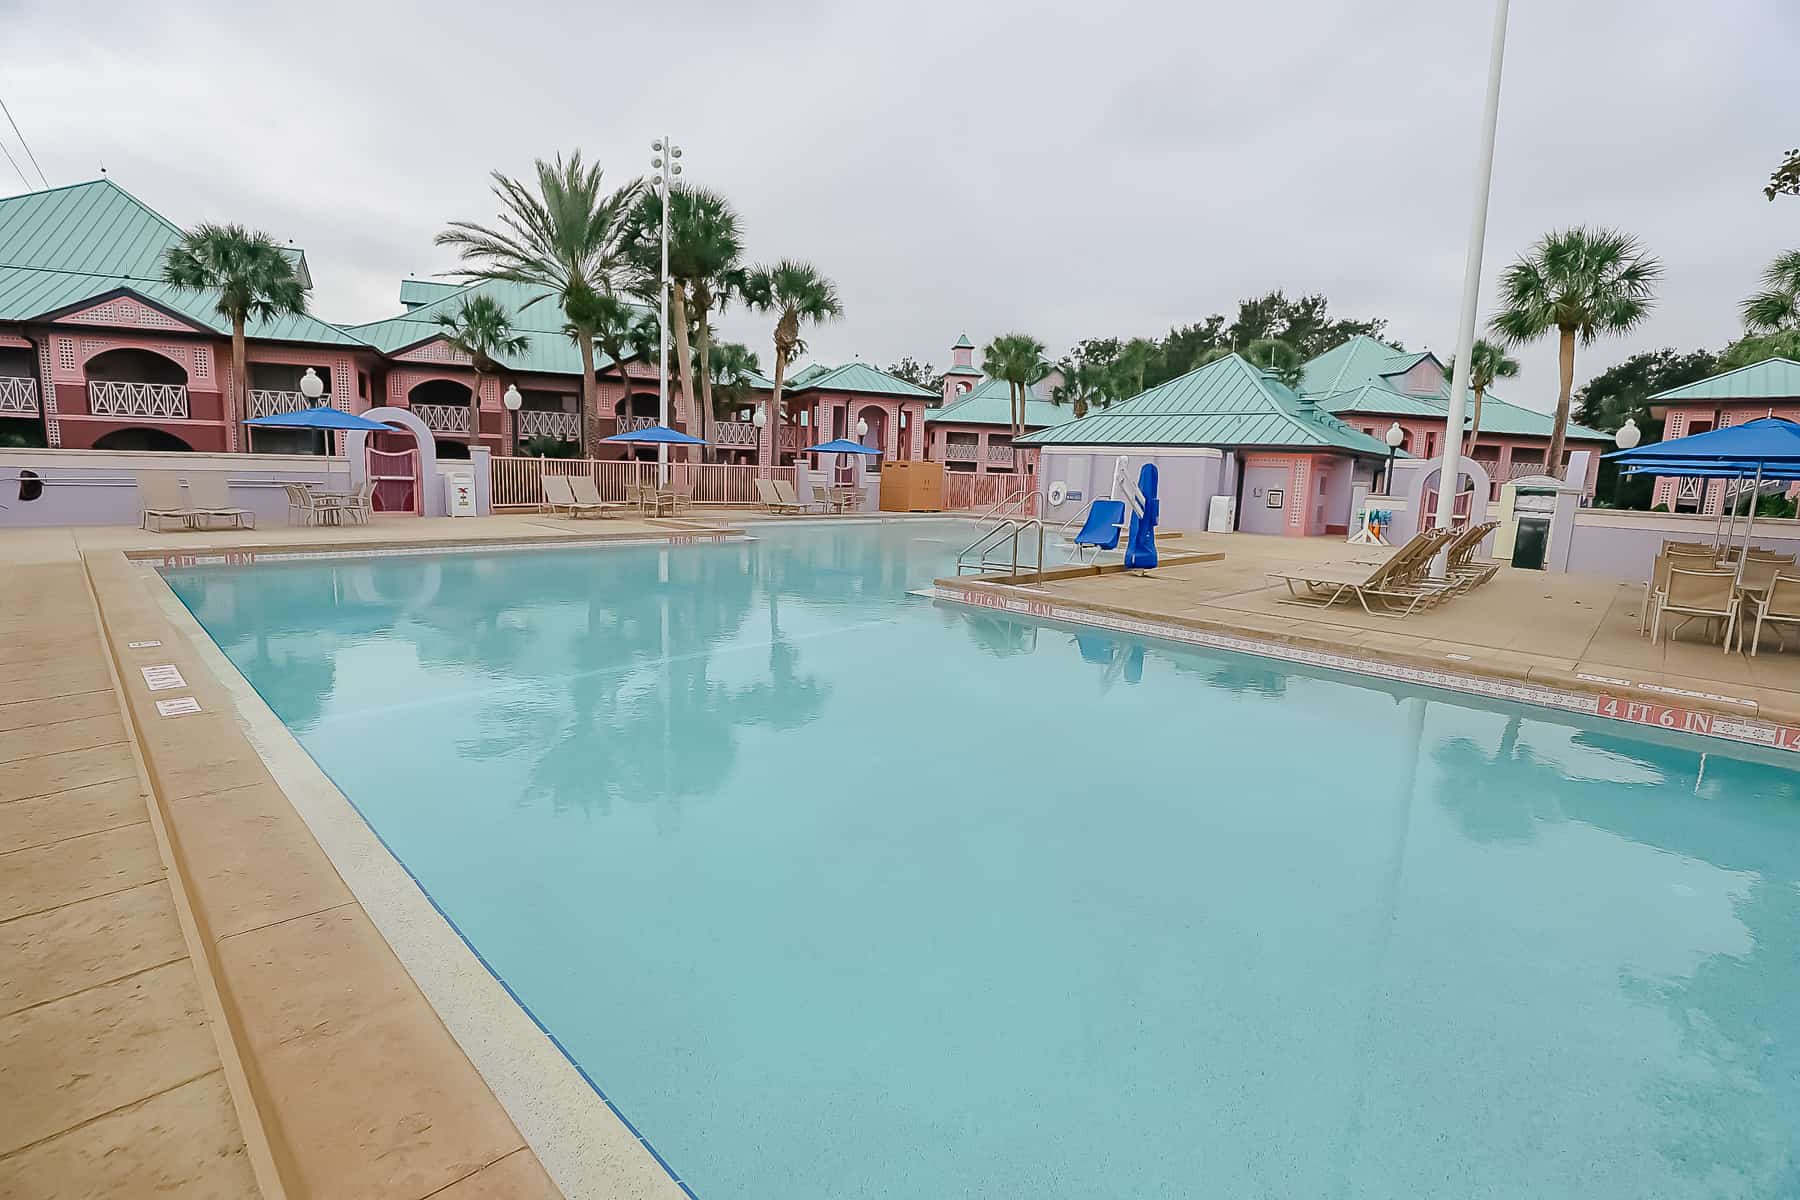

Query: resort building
<box><xmin>0</xmin><ymin>179</ymin><xmax>379</xmax><ymax>453</ymax></box>
<box><xmin>1646</xmin><ymin>357</ymin><xmax>1800</xmax><ymax>512</ymax></box>
<box><xmin>925</xmin><ymin>376</ymin><xmax>1070</xmax><ymax>479</ymax></box>
<box><xmin>770</xmin><ymin>361</ymin><xmax>936</xmax><ymax>469</ymax></box>
<box><xmin>1018</xmin><ymin>352</ymin><xmax>1394</xmax><ymax>535</ymax></box>
<box><xmin>938</xmin><ymin>333</ymin><xmax>984</xmax><ymax>403</ymax></box>
<box><xmin>1300</xmin><ymin>335</ymin><xmax>1609</xmax><ymax>497</ymax></box>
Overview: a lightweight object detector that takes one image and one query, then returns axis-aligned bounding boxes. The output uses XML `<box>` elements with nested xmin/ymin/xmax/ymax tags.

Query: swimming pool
<box><xmin>165</xmin><ymin>521</ymin><xmax>1800</xmax><ymax>1199</ymax></box>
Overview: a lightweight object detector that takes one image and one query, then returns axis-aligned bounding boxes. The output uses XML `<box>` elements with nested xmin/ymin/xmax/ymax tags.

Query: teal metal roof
<box><xmin>953</xmin><ymin>333</ymin><xmax>974</xmax><ymax>349</ymax></box>
<box><xmin>785</xmin><ymin>360</ymin><xmax>938</xmax><ymax>398</ymax></box>
<box><xmin>1649</xmin><ymin>357</ymin><xmax>1800</xmax><ymax>403</ymax></box>
<box><xmin>1018</xmin><ymin>354</ymin><xmax>1393</xmax><ymax>454</ymax></box>
<box><xmin>783</xmin><ymin>363</ymin><xmax>829</xmax><ymax>387</ymax></box>
<box><xmin>1297</xmin><ymin>334</ymin><xmax>1408</xmax><ymax>396</ymax></box>
<box><xmin>927</xmin><ymin>377</ymin><xmax>1070</xmax><ymax>428</ymax></box>
<box><xmin>1321</xmin><ymin>382</ymin><xmax>1609</xmax><ymax>441</ymax></box>
<box><xmin>398</xmin><ymin>278</ymin><xmax>466</xmax><ymax>309</ymax></box>
<box><xmin>1473</xmin><ymin>396</ymin><xmax>1608</xmax><ymax>441</ymax></box>
<box><xmin>343</xmin><ymin>278</ymin><xmax>651</xmax><ymax>376</ymax></box>
<box><xmin>1321</xmin><ymin>382</ymin><xmax>1448</xmax><ymax>418</ymax></box>
<box><xmin>943</xmin><ymin>362</ymin><xmax>983</xmax><ymax>376</ymax></box>
<box><xmin>0</xmin><ymin>179</ymin><xmax>365</xmax><ymax>347</ymax></box>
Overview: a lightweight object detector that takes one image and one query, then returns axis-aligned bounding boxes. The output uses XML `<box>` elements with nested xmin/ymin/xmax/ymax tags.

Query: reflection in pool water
<box><xmin>166</xmin><ymin>521</ymin><xmax>1800</xmax><ymax>1200</ymax></box>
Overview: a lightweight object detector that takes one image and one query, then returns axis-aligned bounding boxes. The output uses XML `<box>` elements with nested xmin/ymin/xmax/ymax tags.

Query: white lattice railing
<box><xmin>517</xmin><ymin>409</ymin><xmax>580</xmax><ymax>442</ymax></box>
<box><xmin>619</xmin><ymin>414</ymin><xmax>657</xmax><ymax>434</ymax></box>
<box><xmin>88</xmin><ymin>381</ymin><xmax>187</xmax><ymax>418</ymax></box>
<box><xmin>411</xmin><ymin>402</ymin><xmax>472</xmax><ymax>434</ymax></box>
<box><xmin>714</xmin><ymin>420</ymin><xmax>758</xmax><ymax>447</ymax></box>
<box><xmin>247</xmin><ymin>388</ymin><xmax>311</xmax><ymax>419</ymax></box>
<box><xmin>0</xmin><ymin>376</ymin><xmax>38</xmax><ymax>415</ymax></box>
<box><xmin>942</xmin><ymin>441</ymin><xmax>979</xmax><ymax>462</ymax></box>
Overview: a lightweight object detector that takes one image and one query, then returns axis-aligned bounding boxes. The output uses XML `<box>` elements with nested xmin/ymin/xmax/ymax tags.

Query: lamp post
<box><xmin>1432</xmin><ymin>0</ymin><xmax>1511</xmax><ymax>532</ymax></box>
<box><xmin>1611</xmin><ymin>416</ymin><xmax>1641</xmax><ymax>508</ymax></box>
<box><xmin>1384</xmin><ymin>422</ymin><xmax>1405</xmax><ymax>493</ymax></box>
<box><xmin>502</xmin><ymin>383</ymin><xmax>523</xmax><ymax>457</ymax></box>
<box><xmin>651</xmin><ymin>137</ymin><xmax>682</xmax><ymax>486</ymax></box>
<box><xmin>298</xmin><ymin>368</ymin><xmax>327</xmax><ymax>455</ymax></box>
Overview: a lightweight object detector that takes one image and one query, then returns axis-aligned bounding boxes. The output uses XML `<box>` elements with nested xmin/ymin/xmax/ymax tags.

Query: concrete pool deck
<box><xmin>0</xmin><ymin>513</ymin><xmax>754</xmax><ymax>1199</ymax></box>
<box><xmin>933</xmin><ymin>530</ymin><xmax>1800</xmax><ymax>752</ymax></box>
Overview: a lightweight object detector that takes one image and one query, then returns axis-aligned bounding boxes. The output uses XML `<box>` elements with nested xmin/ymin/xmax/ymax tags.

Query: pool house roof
<box><xmin>0</xmin><ymin>178</ymin><xmax>365</xmax><ymax>347</ymax></box>
<box><xmin>782</xmin><ymin>361</ymin><xmax>938</xmax><ymax>399</ymax></box>
<box><xmin>927</xmin><ymin>377</ymin><xmax>1071</xmax><ymax>429</ymax></box>
<box><xmin>1017</xmin><ymin>353</ymin><xmax>1394</xmax><ymax>455</ymax></box>
<box><xmin>1649</xmin><ymin>357</ymin><xmax>1800</xmax><ymax>403</ymax></box>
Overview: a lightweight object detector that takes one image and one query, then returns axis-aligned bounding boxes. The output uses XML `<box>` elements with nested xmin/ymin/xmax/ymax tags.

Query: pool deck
<box><xmin>934</xmin><ymin>530</ymin><xmax>1800</xmax><ymax>748</ymax></box>
<box><xmin>0</xmin><ymin>513</ymin><xmax>750</xmax><ymax>1200</ymax></box>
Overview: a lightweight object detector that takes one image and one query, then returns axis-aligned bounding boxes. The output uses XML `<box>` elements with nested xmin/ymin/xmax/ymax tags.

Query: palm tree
<box><xmin>564</xmin><ymin>289</ymin><xmax>658</xmax><ymax>430</ymax></box>
<box><xmin>740</xmin><ymin>260</ymin><xmax>843</xmax><ymax>462</ymax></box>
<box><xmin>1445</xmin><ymin>338</ymin><xmax>1520</xmax><ymax>448</ymax></box>
<box><xmin>708</xmin><ymin>341</ymin><xmax>763</xmax><ymax>420</ymax></box>
<box><xmin>432</xmin><ymin>295</ymin><xmax>530</xmax><ymax>453</ymax></box>
<box><xmin>1241</xmin><ymin>337</ymin><xmax>1304</xmax><ymax>389</ymax></box>
<box><xmin>436</xmin><ymin>153</ymin><xmax>643</xmax><ymax>455</ymax></box>
<box><xmin>981</xmin><ymin>334</ymin><xmax>1049</xmax><ymax>437</ymax></box>
<box><xmin>1490</xmin><ymin>226</ymin><xmax>1662</xmax><ymax>478</ymax></box>
<box><xmin>1741</xmin><ymin>250</ymin><xmax>1800</xmax><ymax>334</ymax></box>
<box><xmin>625</xmin><ymin>186</ymin><xmax>745</xmax><ymax>449</ymax></box>
<box><xmin>1051</xmin><ymin>356</ymin><xmax>1105</xmax><ymax>418</ymax></box>
<box><xmin>161</xmin><ymin>223</ymin><xmax>307</xmax><ymax>445</ymax></box>
<box><xmin>1114</xmin><ymin>337</ymin><xmax>1157</xmax><ymax>396</ymax></box>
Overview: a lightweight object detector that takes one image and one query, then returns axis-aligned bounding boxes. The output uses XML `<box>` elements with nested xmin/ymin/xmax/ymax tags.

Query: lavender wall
<box><xmin>1038</xmin><ymin>448</ymin><xmax>1224</xmax><ymax>531</ymax></box>
<box><xmin>0</xmin><ymin>449</ymin><xmax>352</xmax><ymax>529</ymax></box>
<box><xmin>1566</xmin><ymin>512</ymin><xmax>1800</xmax><ymax>580</ymax></box>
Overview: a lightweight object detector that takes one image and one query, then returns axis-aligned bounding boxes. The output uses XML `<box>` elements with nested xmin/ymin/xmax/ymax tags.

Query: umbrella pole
<box><xmin>1735</xmin><ymin>461</ymin><xmax>1763</xmax><ymax>590</ymax></box>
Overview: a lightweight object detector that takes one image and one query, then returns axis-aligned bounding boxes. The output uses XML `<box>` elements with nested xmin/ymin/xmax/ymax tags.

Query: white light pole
<box><xmin>297</xmin><ymin>368</ymin><xmax>327</xmax><ymax>455</ymax></box>
<box><xmin>1384</xmin><ymin>421</ymin><xmax>1406</xmax><ymax>492</ymax></box>
<box><xmin>651</xmin><ymin>137</ymin><xmax>682</xmax><ymax>486</ymax></box>
<box><xmin>1433</xmin><ymin>0</ymin><xmax>1511</xmax><ymax>532</ymax></box>
<box><xmin>1610</xmin><ymin>417</ymin><xmax>1641</xmax><ymax>508</ymax></box>
<box><xmin>502</xmin><ymin>383</ymin><xmax>523</xmax><ymax>457</ymax></box>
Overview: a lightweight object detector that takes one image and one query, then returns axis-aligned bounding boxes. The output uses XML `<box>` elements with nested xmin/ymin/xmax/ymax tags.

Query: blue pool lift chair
<box><xmin>1070</xmin><ymin>499</ymin><xmax>1128</xmax><ymax>564</ymax></box>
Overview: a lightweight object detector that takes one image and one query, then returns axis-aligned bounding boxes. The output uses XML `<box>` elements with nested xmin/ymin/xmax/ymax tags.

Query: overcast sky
<box><xmin>3</xmin><ymin>0</ymin><xmax>1793</xmax><ymax>408</ymax></box>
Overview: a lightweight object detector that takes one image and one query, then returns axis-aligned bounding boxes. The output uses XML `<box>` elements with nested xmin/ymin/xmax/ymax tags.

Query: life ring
<box><xmin>1047</xmin><ymin>481</ymin><xmax>1068</xmax><ymax>506</ymax></box>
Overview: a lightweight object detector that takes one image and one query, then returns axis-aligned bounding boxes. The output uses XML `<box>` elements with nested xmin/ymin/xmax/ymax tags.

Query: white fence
<box><xmin>411</xmin><ymin>402</ymin><xmax>472</xmax><ymax>434</ymax></box>
<box><xmin>88</xmin><ymin>381</ymin><xmax>187</xmax><ymax>419</ymax></box>
<box><xmin>247</xmin><ymin>388</ymin><xmax>311</xmax><ymax>419</ymax></box>
<box><xmin>491</xmin><ymin>455</ymin><xmax>797</xmax><ymax>509</ymax></box>
<box><xmin>0</xmin><ymin>376</ymin><xmax>38</xmax><ymax>415</ymax></box>
<box><xmin>517</xmin><ymin>409</ymin><xmax>580</xmax><ymax>442</ymax></box>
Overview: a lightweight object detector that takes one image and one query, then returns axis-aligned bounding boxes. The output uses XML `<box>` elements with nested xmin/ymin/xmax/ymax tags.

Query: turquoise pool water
<box><xmin>165</xmin><ymin>522</ymin><xmax>1800</xmax><ymax>1199</ymax></box>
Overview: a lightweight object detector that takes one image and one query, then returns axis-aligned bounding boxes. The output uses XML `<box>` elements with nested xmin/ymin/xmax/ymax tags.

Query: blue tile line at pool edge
<box><xmin>165</xmin><ymin>592</ymin><xmax>704</xmax><ymax>1199</ymax></box>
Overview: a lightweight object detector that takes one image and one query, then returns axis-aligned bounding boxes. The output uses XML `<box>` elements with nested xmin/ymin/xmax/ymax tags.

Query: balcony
<box><xmin>714</xmin><ymin>420</ymin><xmax>758</xmax><ymax>447</ymax></box>
<box><xmin>987</xmin><ymin>443</ymin><xmax>1016</xmax><ymax>467</ymax></box>
<box><xmin>517</xmin><ymin>409</ymin><xmax>580</xmax><ymax>442</ymax></box>
<box><xmin>247</xmin><ymin>388</ymin><xmax>311</xmax><ymax>420</ymax></box>
<box><xmin>88</xmin><ymin>381</ymin><xmax>188</xmax><ymax>419</ymax></box>
<box><xmin>619</xmin><ymin>414</ymin><xmax>657</xmax><ymax>434</ymax></box>
<box><xmin>943</xmin><ymin>441</ymin><xmax>979</xmax><ymax>463</ymax></box>
<box><xmin>411</xmin><ymin>402</ymin><xmax>472</xmax><ymax>434</ymax></box>
<box><xmin>0</xmin><ymin>376</ymin><xmax>38</xmax><ymax>416</ymax></box>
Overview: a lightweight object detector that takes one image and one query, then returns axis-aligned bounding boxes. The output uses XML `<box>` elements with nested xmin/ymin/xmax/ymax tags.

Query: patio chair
<box><xmin>184</xmin><ymin>473</ymin><xmax>255</xmax><ymax>530</ymax></box>
<box><xmin>541</xmin><ymin>474</ymin><xmax>603</xmax><ymax>519</ymax></box>
<box><xmin>568</xmin><ymin>475</ymin><xmax>626</xmax><ymax>518</ymax></box>
<box><xmin>772</xmin><ymin>478</ymin><xmax>822</xmax><ymax>513</ymax></box>
<box><xmin>1653</xmin><ymin>567</ymin><xmax>1739</xmax><ymax>652</ymax></box>
<box><xmin>317</xmin><ymin>481</ymin><xmax>372</xmax><ymax>526</ymax></box>
<box><xmin>664</xmin><ymin>480</ymin><xmax>694</xmax><ymax>517</ymax></box>
<box><xmin>1745</xmin><ymin>574</ymin><xmax>1800</xmax><ymax>656</ymax></box>
<box><xmin>137</xmin><ymin>471</ymin><xmax>200</xmax><ymax>532</ymax></box>
<box><xmin>284</xmin><ymin>483</ymin><xmax>326</xmax><ymax>527</ymax></box>
<box><xmin>1642</xmin><ymin>549</ymin><xmax>1722</xmax><ymax>636</ymax></box>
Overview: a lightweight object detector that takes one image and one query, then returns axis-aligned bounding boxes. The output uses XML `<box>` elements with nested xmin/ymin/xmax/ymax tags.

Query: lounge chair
<box><xmin>1745</xmin><ymin>574</ymin><xmax>1800</xmax><ymax>656</ymax></box>
<box><xmin>568</xmin><ymin>475</ymin><xmax>626</xmax><ymax>518</ymax></box>
<box><xmin>542</xmin><ymin>474</ymin><xmax>607</xmax><ymax>519</ymax></box>
<box><xmin>1653</xmin><ymin>567</ymin><xmax>1739</xmax><ymax>652</ymax></box>
<box><xmin>772</xmin><ymin>478</ymin><xmax>822</xmax><ymax>513</ymax></box>
<box><xmin>1442</xmin><ymin>521</ymin><xmax>1502</xmax><ymax>591</ymax></box>
<box><xmin>137</xmin><ymin>471</ymin><xmax>200</xmax><ymax>532</ymax></box>
<box><xmin>1069</xmin><ymin>499</ymin><xmax>1127</xmax><ymax>564</ymax></box>
<box><xmin>755</xmin><ymin>477</ymin><xmax>802</xmax><ymax>514</ymax></box>
<box><xmin>1269</xmin><ymin>527</ymin><xmax>1455</xmax><ymax>617</ymax></box>
<box><xmin>185</xmin><ymin>473</ymin><xmax>255</xmax><ymax>530</ymax></box>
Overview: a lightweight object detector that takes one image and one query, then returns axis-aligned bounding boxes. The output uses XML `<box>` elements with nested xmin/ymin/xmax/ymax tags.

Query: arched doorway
<box><xmin>406</xmin><ymin>378</ymin><xmax>476</xmax><ymax>444</ymax></box>
<box><xmin>857</xmin><ymin>405</ymin><xmax>888</xmax><ymax>473</ymax></box>
<box><xmin>346</xmin><ymin>407</ymin><xmax>443</xmax><ymax>517</ymax></box>
<box><xmin>85</xmin><ymin>348</ymin><xmax>188</xmax><ymax>386</ymax></box>
<box><xmin>93</xmin><ymin>427</ymin><xmax>193</xmax><ymax>452</ymax></box>
<box><xmin>434</xmin><ymin>438</ymin><xmax>471</xmax><ymax>460</ymax></box>
<box><xmin>615</xmin><ymin>392</ymin><xmax>662</xmax><ymax>461</ymax></box>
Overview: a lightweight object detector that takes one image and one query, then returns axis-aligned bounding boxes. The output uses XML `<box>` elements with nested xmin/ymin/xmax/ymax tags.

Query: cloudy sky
<box><xmin>3</xmin><ymin>0</ymin><xmax>1793</xmax><ymax>407</ymax></box>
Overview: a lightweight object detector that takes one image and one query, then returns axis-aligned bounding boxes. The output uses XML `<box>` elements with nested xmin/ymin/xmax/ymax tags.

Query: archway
<box><xmin>93</xmin><ymin>427</ymin><xmax>193</xmax><ymax>452</ymax></box>
<box><xmin>406</xmin><ymin>378</ymin><xmax>476</xmax><ymax>443</ymax></box>
<box><xmin>434</xmin><ymin>438</ymin><xmax>471</xmax><ymax>460</ymax></box>
<box><xmin>857</xmin><ymin>405</ymin><xmax>888</xmax><ymax>472</ymax></box>
<box><xmin>85</xmin><ymin>348</ymin><xmax>188</xmax><ymax>385</ymax></box>
<box><xmin>345</xmin><ymin>407</ymin><xmax>443</xmax><ymax>516</ymax></box>
<box><xmin>615</xmin><ymin>392</ymin><xmax>662</xmax><ymax>461</ymax></box>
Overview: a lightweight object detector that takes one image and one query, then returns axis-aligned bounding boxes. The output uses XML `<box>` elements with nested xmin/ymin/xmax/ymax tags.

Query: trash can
<box><xmin>1511</xmin><ymin>514</ymin><xmax>1550</xmax><ymax>570</ymax></box>
<box><xmin>444</xmin><ymin>470</ymin><xmax>476</xmax><ymax>517</ymax></box>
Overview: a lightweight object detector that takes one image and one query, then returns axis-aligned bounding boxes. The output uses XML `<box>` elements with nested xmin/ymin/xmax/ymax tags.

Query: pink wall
<box><xmin>1342</xmin><ymin>415</ymin><xmax>1604</xmax><ymax>496</ymax></box>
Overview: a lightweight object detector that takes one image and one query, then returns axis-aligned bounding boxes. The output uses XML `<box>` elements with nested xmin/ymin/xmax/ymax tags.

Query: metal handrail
<box><xmin>975</xmin><ymin>486</ymin><xmax>1034</xmax><ymax>524</ymax></box>
<box><xmin>956</xmin><ymin>516</ymin><xmax>1046</xmax><ymax>576</ymax></box>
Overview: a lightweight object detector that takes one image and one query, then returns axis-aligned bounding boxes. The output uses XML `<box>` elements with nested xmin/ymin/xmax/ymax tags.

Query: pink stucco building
<box><xmin>1646</xmin><ymin>358</ymin><xmax>1800</xmax><ymax>513</ymax></box>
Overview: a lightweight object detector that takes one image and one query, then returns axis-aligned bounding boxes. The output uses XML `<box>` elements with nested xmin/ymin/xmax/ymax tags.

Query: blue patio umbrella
<box><xmin>600</xmin><ymin>424</ymin><xmax>707</xmax><ymax>445</ymax></box>
<box><xmin>244</xmin><ymin>407</ymin><xmax>395</xmax><ymax>431</ymax></box>
<box><xmin>1124</xmin><ymin>462</ymin><xmax>1159</xmax><ymax>570</ymax></box>
<box><xmin>803</xmin><ymin>438</ymin><xmax>881</xmax><ymax>455</ymax></box>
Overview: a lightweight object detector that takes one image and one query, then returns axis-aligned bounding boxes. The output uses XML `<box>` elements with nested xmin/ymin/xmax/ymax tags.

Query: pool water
<box><xmin>165</xmin><ymin>521</ymin><xmax>1800</xmax><ymax>1199</ymax></box>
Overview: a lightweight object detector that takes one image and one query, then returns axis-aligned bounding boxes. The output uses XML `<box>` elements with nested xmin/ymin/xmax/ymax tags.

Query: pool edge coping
<box><xmin>929</xmin><ymin>575</ymin><xmax>1800</xmax><ymax>755</ymax></box>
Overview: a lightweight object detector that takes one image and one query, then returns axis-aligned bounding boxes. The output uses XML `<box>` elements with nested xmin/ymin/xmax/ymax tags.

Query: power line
<box><xmin>0</xmin><ymin>94</ymin><xmax>48</xmax><ymax>189</ymax></box>
<box><xmin>0</xmin><ymin>136</ymin><xmax>29</xmax><ymax>191</ymax></box>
